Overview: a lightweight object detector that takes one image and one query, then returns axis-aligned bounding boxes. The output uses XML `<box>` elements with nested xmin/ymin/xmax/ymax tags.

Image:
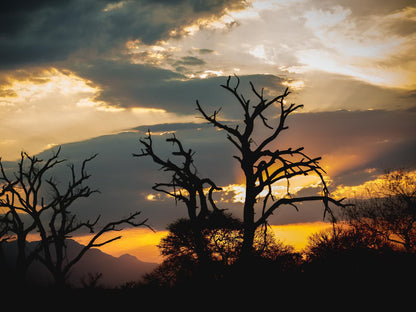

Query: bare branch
<box><xmin>196</xmin><ymin>100</ymin><xmax>242</xmax><ymax>140</ymax></box>
<box><xmin>63</xmin><ymin>211</ymin><xmax>150</xmax><ymax>276</ymax></box>
<box><xmin>255</xmin><ymin>196</ymin><xmax>349</xmax><ymax>228</ymax></box>
<box><xmin>195</xmin><ymin>75</ymin><xmax>344</xmax><ymax>258</ymax></box>
<box><xmin>135</xmin><ymin>130</ymin><xmax>223</xmax><ymax>224</ymax></box>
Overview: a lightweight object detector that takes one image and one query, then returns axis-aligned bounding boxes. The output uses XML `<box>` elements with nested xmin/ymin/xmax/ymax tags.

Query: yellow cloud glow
<box><xmin>131</xmin><ymin>107</ymin><xmax>167</xmax><ymax>114</ymax></box>
<box><xmin>281</xmin><ymin>79</ymin><xmax>305</xmax><ymax>90</ymax></box>
<box><xmin>0</xmin><ymin>68</ymin><xmax>189</xmax><ymax>160</ymax></box>
<box><xmin>221</xmin><ymin>174</ymin><xmax>324</xmax><ymax>203</ymax></box>
<box><xmin>333</xmin><ymin>170</ymin><xmax>416</xmax><ymax>200</ymax></box>
<box><xmin>126</xmin><ymin>39</ymin><xmax>181</xmax><ymax>66</ymax></box>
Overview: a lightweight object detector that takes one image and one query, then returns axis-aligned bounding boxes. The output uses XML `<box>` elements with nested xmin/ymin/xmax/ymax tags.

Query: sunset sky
<box><xmin>1</xmin><ymin>0</ymin><xmax>415</xmax><ymax>262</ymax></box>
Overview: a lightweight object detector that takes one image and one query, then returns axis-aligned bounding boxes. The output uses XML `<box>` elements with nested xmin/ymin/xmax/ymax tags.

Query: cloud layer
<box><xmin>11</xmin><ymin>106</ymin><xmax>410</xmax><ymax>230</ymax></box>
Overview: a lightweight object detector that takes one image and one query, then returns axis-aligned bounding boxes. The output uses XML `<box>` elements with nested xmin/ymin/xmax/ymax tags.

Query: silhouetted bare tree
<box><xmin>196</xmin><ymin>76</ymin><xmax>346</xmax><ymax>259</ymax></box>
<box><xmin>0</xmin><ymin>148</ymin><xmax>148</xmax><ymax>287</ymax></box>
<box><xmin>134</xmin><ymin>132</ymin><xmax>222</xmax><ymax>265</ymax></box>
<box><xmin>0</xmin><ymin>149</ymin><xmax>65</xmax><ymax>284</ymax></box>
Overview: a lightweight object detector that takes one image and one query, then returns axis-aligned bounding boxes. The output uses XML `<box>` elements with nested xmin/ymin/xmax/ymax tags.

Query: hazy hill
<box><xmin>1</xmin><ymin>239</ymin><xmax>158</xmax><ymax>288</ymax></box>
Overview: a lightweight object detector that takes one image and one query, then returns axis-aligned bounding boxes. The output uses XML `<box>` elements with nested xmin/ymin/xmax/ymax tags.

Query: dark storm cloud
<box><xmin>0</xmin><ymin>0</ymin><xmax>107</xmax><ymax>68</ymax></box>
<box><xmin>195</xmin><ymin>48</ymin><xmax>215</xmax><ymax>55</ymax></box>
<box><xmin>74</xmin><ymin>59</ymin><xmax>285</xmax><ymax>116</ymax></box>
<box><xmin>174</xmin><ymin>56</ymin><xmax>206</xmax><ymax>67</ymax></box>
<box><xmin>74</xmin><ymin>59</ymin><xmax>416</xmax><ymax>119</ymax></box>
<box><xmin>0</xmin><ymin>0</ymin><xmax>247</xmax><ymax>69</ymax></box>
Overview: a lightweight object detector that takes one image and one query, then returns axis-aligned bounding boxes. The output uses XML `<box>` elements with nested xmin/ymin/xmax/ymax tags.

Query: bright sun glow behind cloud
<box><xmin>129</xmin><ymin>0</ymin><xmax>416</xmax><ymax>90</ymax></box>
<box><xmin>333</xmin><ymin>170</ymin><xmax>416</xmax><ymax>200</ymax></box>
<box><xmin>297</xmin><ymin>5</ymin><xmax>416</xmax><ymax>89</ymax></box>
<box><xmin>0</xmin><ymin>68</ymin><xmax>188</xmax><ymax>160</ymax></box>
<box><xmin>221</xmin><ymin>174</ymin><xmax>325</xmax><ymax>203</ymax></box>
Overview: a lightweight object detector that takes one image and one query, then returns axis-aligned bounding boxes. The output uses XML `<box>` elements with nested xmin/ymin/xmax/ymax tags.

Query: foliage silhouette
<box><xmin>344</xmin><ymin>170</ymin><xmax>416</xmax><ymax>252</ymax></box>
<box><xmin>142</xmin><ymin>213</ymin><xmax>299</xmax><ymax>287</ymax></box>
<box><xmin>303</xmin><ymin>224</ymin><xmax>416</xmax><ymax>284</ymax></box>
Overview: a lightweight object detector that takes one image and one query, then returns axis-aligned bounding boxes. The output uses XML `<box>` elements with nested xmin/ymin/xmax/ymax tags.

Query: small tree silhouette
<box><xmin>345</xmin><ymin>170</ymin><xmax>416</xmax><ymax>252</ymax></box>
<box><xmin>144</xmin><ymin>215</ymin><xmax>297</xmax><ymax>287</ymax></box>
<box><xmin>196</xmin><ymin>76</ymin><xmax>347</xmax><ymax>259</ymax></box>
<box><xmin>0</xmin><ymin>148</ymin><xmax>149</xmax><ymax>288</ymax></box>
<box><xmin>134</xmin><ymin>132</ymin><xmax>222</xmax><ymax>265</ymax></box>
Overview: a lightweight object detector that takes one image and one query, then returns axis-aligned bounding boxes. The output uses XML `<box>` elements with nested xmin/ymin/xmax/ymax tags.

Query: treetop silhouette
<box><xmin>196</xmin><ymin>75</ymin><xmax>348</xmax><ymax>258</ymax></box>
<box><xmin>137</xmin><ymin>75</ymin><xmax>348</xmax><ymax>262</ymax></box>
<box><xmin>0</xmin><ymin>148</ymin><xmax>149</xmax><ymax>288</ymax></box>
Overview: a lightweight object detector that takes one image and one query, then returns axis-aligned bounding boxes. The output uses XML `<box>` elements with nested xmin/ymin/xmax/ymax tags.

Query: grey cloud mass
<box><xmin>73</xmin><ymin>59</ymin><xmax>416</xmax><ymax>116</ymax></box>
<box><xmin>74</xmin><ymin>60</ymin><xmax>286</xmax><ymax>116</ymax></box>
<box><xmin>19</xmin><ymin>108</ymin><xmax>414</xmax><ymax>230</ymax></box>
<box><xmin>291</xmin><ymin>71</ymin><xmax>416</xmax><ymax>111</ymax></box>
<box><xmin>0</xmin><ymin>0</ymin><xmax>247</xmax><ymax>69</ymax></box>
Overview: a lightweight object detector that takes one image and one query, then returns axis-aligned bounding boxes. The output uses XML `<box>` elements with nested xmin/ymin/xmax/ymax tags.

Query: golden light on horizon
<box><xmin>73</xmin><ymin>228</ymin><xmax>168</xmax><ymax>264</ymax></box>
<box><xmin>70</xmin><ymin>221</ymin><xmax>334</xmax><ymax>263</ymax></box>
<box><xmin>271</xmin><ymin>222</ymin><xmax>333</xmax><ymax>251</ymax></box>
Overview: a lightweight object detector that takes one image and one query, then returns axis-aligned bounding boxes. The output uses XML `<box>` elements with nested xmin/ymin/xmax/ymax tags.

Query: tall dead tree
<box><xmin>0</xmin><ymin>150</ymin><xmax>65</xmax><ymax>284</ymax></box>
<box><xmin>0</xmin><ymin>148</ymin><xmax>148</xmax><ymax>287</ymax></box>
<box><xmin>134</xmin><ymin>132</ymin><xmax>222</xmax><ymax>264</ymax></box>
<box><xmin>197</xmin><ymin>76</ymin><xmax>346</xmax><ymax>259</ymax></box>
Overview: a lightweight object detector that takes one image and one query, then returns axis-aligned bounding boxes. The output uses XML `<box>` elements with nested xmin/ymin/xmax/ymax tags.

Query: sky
<box><xmin>1</xmin><ymin>0</ymin><xmax>416</xmax><ymax>261</ymax></box>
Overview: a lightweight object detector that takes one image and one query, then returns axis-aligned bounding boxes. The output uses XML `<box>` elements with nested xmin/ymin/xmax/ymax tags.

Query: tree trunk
<box><xmin>241</xmin><ymin>223</ymin><xmax>255</xmax><ymax>261</ymax></box>
<box><xmin>15</xmin><ymin>236</ymin><xmax>28</xmax><ymax>286</ymax></box>
<box><xmin>53</xmin><ymin>270</ymin><xmax>67</xmax><ymax>289</ymax></box>
<box><xmin>241</xmin><ymin>179</ymin><xmax>256</xmax><ymax>261</ymax></box>
<box><xmin>187</xmin><ymin>194</ymin><xmax>210</xmax><ymax>265</ymax></box>
<box><xmin>240</xmin><ymin>158</ymin><xmax>257</xmax><ymax>262</ymax></box>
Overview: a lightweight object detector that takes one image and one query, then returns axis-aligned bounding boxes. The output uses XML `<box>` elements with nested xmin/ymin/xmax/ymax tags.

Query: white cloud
<box><xmin>300</xmin><ymin>4</ymin><xmax>416</xmax><ymax>88</ymax></box>
<box><xmin>126</xmin><ymin>0</ymin><xmax>415</xmax><ymax>90</ymax></box>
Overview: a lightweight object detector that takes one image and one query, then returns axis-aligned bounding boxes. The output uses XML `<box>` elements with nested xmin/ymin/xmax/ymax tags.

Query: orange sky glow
<box><xmin>71</xmin><ymin>221</ymin><xmax>332</xmax><ymax>263</ymax></box>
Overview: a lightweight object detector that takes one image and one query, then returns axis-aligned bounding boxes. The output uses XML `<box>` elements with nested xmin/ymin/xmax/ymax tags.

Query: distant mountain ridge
<box><xmin>1</xmin><ymin>239</ymin><xmax>158</xmax><ymax>288</ymax></box>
